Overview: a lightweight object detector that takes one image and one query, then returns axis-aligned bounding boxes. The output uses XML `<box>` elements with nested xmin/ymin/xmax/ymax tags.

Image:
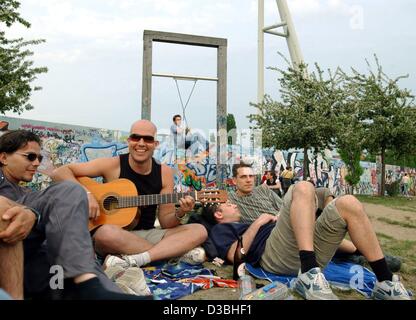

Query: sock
<box><xmin>64</xmin><ymin>277</ymin><xmax>152</xmax><ymax>300</ymax></box>
<box><xmin>369</xmin><ymin>258</ymin><xmax>393</xmax><ymax>282</ymax></box>
<box><xmin>129</xmin><ymin>251</ymin><xmax>151</xmax><ymax>267</ymax></box>
<box><xmin>299</xmin><ymin>250</ymin><xmax>319</xmax><ymax>273</ymax></box>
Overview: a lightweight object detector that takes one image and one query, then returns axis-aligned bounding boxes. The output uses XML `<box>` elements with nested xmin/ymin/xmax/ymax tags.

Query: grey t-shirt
<box><xmin>0</xmin><ymin>169</ymin><xmax>30</xmax><ymax>202</ymax></box>
<box><xmin>228</xmin><ymin>184</ymin><xmax>283</xmax><ymax>224</ymax></box>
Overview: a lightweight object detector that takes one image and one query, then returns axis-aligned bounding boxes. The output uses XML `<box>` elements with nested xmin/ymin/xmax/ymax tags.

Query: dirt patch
<box><xmin>363</xmin><ymin>203</ymin><xmax>416</xmax><ymax>241</ymax></box>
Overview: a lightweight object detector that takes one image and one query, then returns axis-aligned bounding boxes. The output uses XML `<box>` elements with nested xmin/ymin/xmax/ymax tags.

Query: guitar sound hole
<box><xmin>103</xmin><ymin>196</ymin><xmax>119</xmax><ymax>211</ymax></box>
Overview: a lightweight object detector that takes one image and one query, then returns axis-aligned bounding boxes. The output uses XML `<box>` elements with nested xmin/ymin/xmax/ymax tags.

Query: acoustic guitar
<box><xmin>77</xmin><ymin>177</ymin><xmax>228</xmax><ymax>231</ymax></box>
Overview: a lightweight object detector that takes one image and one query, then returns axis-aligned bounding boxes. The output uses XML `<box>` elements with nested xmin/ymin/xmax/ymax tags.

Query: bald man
<box><xmin>52</xmin><ymin>120</ymin><xmax>207</xmax><ymax>269</ymax></box>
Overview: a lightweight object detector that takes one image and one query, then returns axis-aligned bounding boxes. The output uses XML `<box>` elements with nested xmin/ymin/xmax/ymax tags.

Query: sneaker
<box><xmin>180</xmin><ymin>247</ymin><xmax>206</xmax><ymax>265</ymax></box>
<box><xmin>294</xmin><ymin>267</ymin><xmax>339</xmax><ymax>300</ymax></box>
<box><xmin>105</xmin><ymin>266</ymin><xmax>152</xmax><ymax>297</ymax></box>
<box><xmin>372</xmin><ymin>274</ymin><xmax>412</xmax><ymax>300</ymax></box>
<box><xmin>103</xmin><ymin>255</ymin><xmax>135</xmax><ymax>269</ymax></box>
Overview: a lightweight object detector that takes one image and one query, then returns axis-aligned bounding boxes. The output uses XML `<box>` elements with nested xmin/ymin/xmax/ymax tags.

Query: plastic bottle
<box><xmin>238</xmin><ymin>274</ymin><xmax>256</xmax><ymax>300</ymax></box>
<box><xmin>241</xmin><ymin>281</ymin><xmax>289</xmax><ymax>300</ymax></box>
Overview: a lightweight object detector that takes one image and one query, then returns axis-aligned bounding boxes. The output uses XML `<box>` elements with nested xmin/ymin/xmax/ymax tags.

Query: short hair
<box><xmin>0</xmin><ymin>130</ymin><xmax>41</xmax><ymax>155</ymax></box>
<box><xmin>232</xmin><ymin>162</ymin><xmax>253</xmax><ymax>177</ymax></box>
<box><xmin>173</xmin><ymin>114</ymin><xmax>182</xmax><ymax>122</ymax></box>
<box><xmin>200</xmin><ymin>203</ymin><xmax>220</xmax><ymax>225</ymax></box>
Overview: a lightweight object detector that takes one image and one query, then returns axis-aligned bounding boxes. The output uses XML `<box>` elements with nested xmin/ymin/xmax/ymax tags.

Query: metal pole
<box><xmin>142</xmin><ymin>34</ymin><xmax>152</xmax><ymax>120</ymax></box>
<box><xmin>216</xmin><ymin>44</ymin><xmax>228</xmax><ymax>189</ymax></box>
<box><xmin>258</xmin><ymin>0</ymin><xmax>265</xmax><ymax>104</ymax></box>
<box><xmin>275</xmin><ymin>0</ymin><xmax>304</xmax><ymax>68</ymax></box>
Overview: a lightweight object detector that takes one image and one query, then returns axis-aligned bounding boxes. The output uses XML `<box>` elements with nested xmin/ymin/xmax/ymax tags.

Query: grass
<box><xmin>376</xmin><ymin>233</ymin><xmax>416</xmax><ymax>292</ymax></box>
<box><xmin>377</xmin><ymin>217</ymin><xmax>416</xmax><ymax>229</ymax></box>
<box><xmin>356</xmin><ymin>195</ymin><xmax>416</xmax><ymax>212</ymax></box>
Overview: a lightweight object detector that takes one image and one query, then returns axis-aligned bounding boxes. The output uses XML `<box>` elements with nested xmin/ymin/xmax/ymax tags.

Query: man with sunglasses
<box><xmin>52</xmin><ymin>119</ymin><xmax>207</xmax><ymax>269</ymax></box>
<box><xmin>0</xmin><ymin>130</ymin><xmax>150</xmax><ymax>300</ymax></box>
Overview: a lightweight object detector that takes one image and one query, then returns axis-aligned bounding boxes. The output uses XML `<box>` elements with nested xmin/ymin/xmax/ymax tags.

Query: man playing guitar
<box><xmin>52</xmin><ymin>119</ymin><xmax>208</xmax><ymax>268</ymax></box>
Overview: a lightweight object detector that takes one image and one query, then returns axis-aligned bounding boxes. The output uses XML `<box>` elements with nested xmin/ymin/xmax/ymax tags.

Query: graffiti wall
<box><xmin>0</xmin><ymin>116</ymin><xmax>129</xmax><ymax>189</ymax></box>
<box><xmin>1</xmin><ymin>116</ymin><xmax>415</xmax><ymax>196</ymax></box>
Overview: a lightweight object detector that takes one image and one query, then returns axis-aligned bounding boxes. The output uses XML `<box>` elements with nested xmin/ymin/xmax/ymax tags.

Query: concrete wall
<box><xmin>2</xmin><ymin>116</ymin><xmax>414</xmax><ymax>196</ymax></box>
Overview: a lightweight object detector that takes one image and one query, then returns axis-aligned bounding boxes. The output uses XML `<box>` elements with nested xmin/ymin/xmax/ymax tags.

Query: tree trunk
<box><xmin>380</xmin><ymin>148</ymin><xmax>386</xmax><ymax>197</ymax></box>
<box><xmin>303</xmin><ymin>147</ymin><xmax>308</xmax><ymax>180</ymax></box>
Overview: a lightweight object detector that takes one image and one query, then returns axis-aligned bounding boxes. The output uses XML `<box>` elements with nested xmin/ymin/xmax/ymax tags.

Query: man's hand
<box><xmin>87</xmin><ymin>193</ymin><xmax>100</xmax><ymax>220</ymax></box>
<box><xmin>177</xmin><ymin>195</ymin><xmax>195</xmax><ymax>218</ymax></box>
<box><xmin>0</xmin><ymin>206</ymin><xmax>36</xmax><ymax>244</ymax></box>
<box><xmin>253</xmin><ymin>213</ymin><xmax>278</xmax><ymax>227</ymax></box>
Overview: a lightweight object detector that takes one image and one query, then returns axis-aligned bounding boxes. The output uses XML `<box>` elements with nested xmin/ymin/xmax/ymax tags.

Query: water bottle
<box><xmin>241</xmin><ymin>281</ymin><xmax>289</xmax><ymax>300</ymax></box>
<box><xmin>238</xmin><ymin>274</ymin><xmax>256</xmax><ymax>300</ymax></box>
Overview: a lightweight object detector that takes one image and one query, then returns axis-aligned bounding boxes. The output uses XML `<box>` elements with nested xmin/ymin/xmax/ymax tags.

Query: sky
<box><xmin>4</xmin><ymin>0</ymin><xmax>416</xmax><ymax>135</ymax></box>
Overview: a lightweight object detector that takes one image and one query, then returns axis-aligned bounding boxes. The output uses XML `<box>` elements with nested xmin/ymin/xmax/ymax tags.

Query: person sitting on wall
<box><xmin>51</xmin><ymin>119</ymin><xmax>208</xmax><ymax>269</ymax></box>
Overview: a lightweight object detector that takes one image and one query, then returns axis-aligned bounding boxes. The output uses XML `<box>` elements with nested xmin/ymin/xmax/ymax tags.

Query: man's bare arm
<box><xmin>226</xmin><ymin>214</ymin><xmax>278</xmax><ymax>263</ymax></box>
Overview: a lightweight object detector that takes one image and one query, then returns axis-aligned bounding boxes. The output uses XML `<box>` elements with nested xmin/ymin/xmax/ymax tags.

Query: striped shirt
<box><xmin>228</xmin><ymin>184</ymin><xmax>283</xmax><ymax>224</ymax></box>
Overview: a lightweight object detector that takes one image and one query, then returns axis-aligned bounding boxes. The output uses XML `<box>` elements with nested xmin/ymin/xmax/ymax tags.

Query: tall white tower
<box><xmin>258</xmin><ymin>0</ymin><xmax>305</xmax><ymax>103</ymax></box>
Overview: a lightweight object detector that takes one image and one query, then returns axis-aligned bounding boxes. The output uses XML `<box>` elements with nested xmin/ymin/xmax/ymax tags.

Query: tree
<box><xmin>347</xmin><ymin>56</ymin><xmax>416</xmax><ymax>196</ymax></box>
<box><xmin>227</xmin><ymin>113</ymin><xmax>237</xmax><ymax>145</ymax></box>
<box><xmin>0</xmin><ymin>0</ymin><xmax>47</xmax><ymax>114</ymax></box>
<box><xmin>249</xmin><ymin>63</ymin><xmax>342</xmax><ymax>179</ymax></box>
<box><xmin>333</xmin><ymin>70</ymin><xmax>366</xmax><ymax>194</ymax></box>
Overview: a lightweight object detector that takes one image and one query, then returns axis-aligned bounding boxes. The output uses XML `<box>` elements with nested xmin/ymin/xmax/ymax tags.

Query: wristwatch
<box><xmin>174</xmin><ymin>209</ymin><xmax>187</xmax><ymax>222</ymax></box>
<box><xmin>24</xmin><ymin>206</ymin><xmax>41</xmax><ymax>226</ymax></box>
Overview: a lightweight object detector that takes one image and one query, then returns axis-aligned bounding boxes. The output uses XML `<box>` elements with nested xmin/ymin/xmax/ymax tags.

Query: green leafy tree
<box><xmin>333</xmin><ymin>70</ymin><xmax>366</xmax><ymax>194</ymax></box>
<box><xmin>227</xmin><ymin>113</ymin><xmax>237</xmax><ymax>145</ymax></box>
<box><xmin>0</xmin><ymin>0</ymin><xmax>47</xmax><ymax>114</ymax></box>
<box><xmin>347</xmin><ymin>56</ymin><xmax>416</xmax><ymax>196</ymax></box>
<box><xmin>249</xmin><ymin>63</ymin><xmax>342</xmax><ymax>179</ymax></box>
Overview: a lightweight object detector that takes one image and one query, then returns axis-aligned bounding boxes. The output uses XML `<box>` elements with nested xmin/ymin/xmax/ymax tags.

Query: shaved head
<box><xmin>130</xmin><ymin>119</ymin><xmax>157</xmax><ymax>137</ymax></box>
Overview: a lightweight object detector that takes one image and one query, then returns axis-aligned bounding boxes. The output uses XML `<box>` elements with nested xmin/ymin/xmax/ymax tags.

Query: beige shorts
<box><xmin>260</xmin><ymin>185</ymin><xmax>347</xmax><ymax>275</ymax></box>
<box><xmin>130</xmin><ymin>228</ymin><xmax>167</xmax><ymax>245</ymax></box>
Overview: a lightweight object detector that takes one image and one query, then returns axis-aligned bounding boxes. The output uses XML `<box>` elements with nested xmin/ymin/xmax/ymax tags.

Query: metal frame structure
<box><xmin>258</xmin><ymin>0</ymin><xmax>305</xmax><ymax>103</ymax></box>
<box><xmin>141</xmin><ymin>30</ymin><xmax>228</xmax><ymax>187</ymax></box>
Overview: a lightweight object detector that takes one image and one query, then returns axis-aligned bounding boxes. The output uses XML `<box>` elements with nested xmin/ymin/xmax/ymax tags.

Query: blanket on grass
<box><xmin>245</xmin><ymin>261</ymin><xmax>376</xmax><ymax>297</ymax></box>
<box><xmin>142</xmin><ymin>261</ymin><xmax>237</xmax><ymax>300</ymax></box>
<box><xmin>142</xmin><ymin>260</ymin><xmax>376</xmax><ymax>300</ymax></box>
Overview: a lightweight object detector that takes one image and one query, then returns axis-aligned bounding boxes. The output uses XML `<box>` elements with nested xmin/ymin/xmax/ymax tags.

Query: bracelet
<box><xmin>23</xmin><ymin>206</ymin><xmax>41</xmax><ymax>226</ymax></box>
<box><xmin>174</xmin><ymin>209</ymin><xmax>187</xmax><ymax>222</ymax></box>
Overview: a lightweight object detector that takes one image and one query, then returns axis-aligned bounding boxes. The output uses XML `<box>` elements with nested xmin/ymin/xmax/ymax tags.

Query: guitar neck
<box><xmin>117</xmin><ymin>191</ymin><xmax>197</xmax><ymax>208</ymax></box>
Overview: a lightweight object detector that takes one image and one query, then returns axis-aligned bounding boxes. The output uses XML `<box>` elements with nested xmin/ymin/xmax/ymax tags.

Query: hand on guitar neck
<box><xmin>77</xmin><ymin>177</ymin><xmax>228</xmax><ymax>231</ymax></box>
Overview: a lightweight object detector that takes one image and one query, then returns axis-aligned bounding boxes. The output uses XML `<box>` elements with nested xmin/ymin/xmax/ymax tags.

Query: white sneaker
<box><xmin>105</xmin><ymin>266</ymin><xmax>152</xmax><ymax>297</ymax></box>
<box><xmin>180</xmin><ymin>247</ymin><xmax>206</xmax><ymax>265</ymax></box>
<box><xmin>372</xmin><ymin>274</ymin><xmax>412</xmax><ymax>300</ymax></box>
<box><xmin>294</xmin><ymin>267</ymin><xmax>339</xmax><ymax>300</ymax></box>
<box><xmin>104</xmin><ymin>255</ymin><xmax>136</xmax><ymax>269</ymax></box>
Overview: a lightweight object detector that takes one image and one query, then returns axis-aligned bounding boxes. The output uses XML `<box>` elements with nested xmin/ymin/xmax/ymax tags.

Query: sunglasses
<box><xmin>16</xmin><ymin>152</ymin><xmax>43</xmax><ymax>163</ymax></box>
<box><xmin>128</xmin><ymin>134</ymin><xmax>155</xmax><ymax>144</ymax></box>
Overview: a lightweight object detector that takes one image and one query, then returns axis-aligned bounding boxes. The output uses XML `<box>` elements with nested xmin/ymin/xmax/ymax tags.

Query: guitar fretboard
<box><xmin>116</xmin><ymin>191</ymin><xmax>197</xmax><ymax>208</ymax></box>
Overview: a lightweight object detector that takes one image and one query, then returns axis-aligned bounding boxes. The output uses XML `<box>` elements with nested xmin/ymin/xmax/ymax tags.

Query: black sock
<box><xmin>64</xmin><ymin>277</ymin><xmax>153</xmax><ymax>300</ymax></box>
<box><xmin>299</xmin><ymin>250</ymin><xmax>319</xmax><ymax>273</ymax></box>
<box><xmin>369</xmin><ymin>258</ymin><xmax>393</xmax><ymax>282</ymax></box>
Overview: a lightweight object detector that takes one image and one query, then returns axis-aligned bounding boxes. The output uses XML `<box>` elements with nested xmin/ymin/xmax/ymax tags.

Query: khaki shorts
<box><xmin>130</xmin><ymin>228</ymin><xmax>167</xmax><ymax>245</ymax></box>
<box><xmin>260</xmin><ymin>185</ymin><xmax>347</xmax><ymax>275</ymax></box>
